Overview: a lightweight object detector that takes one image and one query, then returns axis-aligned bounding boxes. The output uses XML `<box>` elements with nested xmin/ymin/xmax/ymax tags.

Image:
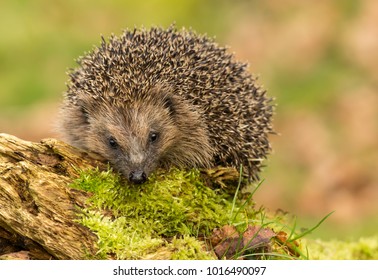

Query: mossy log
<box><xmin>0</xmin><ymin>133</ymin><xmax>105</xmax><ymax>260</ymax></box>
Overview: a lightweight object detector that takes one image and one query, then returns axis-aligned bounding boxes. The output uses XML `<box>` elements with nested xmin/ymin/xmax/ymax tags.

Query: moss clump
<box><xmin>73</xmin><ymin>168</ymin><xmax>240</xmax><ymax>235</ymax></box>
<box><xmin>71</xmin><ymin>167</ymin><xmax>254</xmax><ymax>259</ymax></box>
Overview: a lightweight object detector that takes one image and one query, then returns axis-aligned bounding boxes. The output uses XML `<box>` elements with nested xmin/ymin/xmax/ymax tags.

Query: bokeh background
<box><xmin>1</xmin><ymin>0</ymin><xmax>377</xmax><ymax>240</ymax></box>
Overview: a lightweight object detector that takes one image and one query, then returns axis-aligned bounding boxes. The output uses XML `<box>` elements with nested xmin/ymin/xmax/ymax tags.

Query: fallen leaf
<box><xmin>211</xmin><ymin>225</ymin><xmax>276</xmax><ymax>259</ymax></box>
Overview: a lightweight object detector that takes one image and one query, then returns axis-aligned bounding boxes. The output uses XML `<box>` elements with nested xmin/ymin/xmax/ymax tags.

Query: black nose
<box><xmin>129</xmin><ymin>170</ymin><xmax>147</xmax><ymax>184</ymax></box>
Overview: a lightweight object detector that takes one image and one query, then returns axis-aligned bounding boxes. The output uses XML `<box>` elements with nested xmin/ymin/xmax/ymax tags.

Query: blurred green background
<box><xmin>1</xmin><ymin>0</ymin><xmax>377</xmax><ymax>240</ymax></box>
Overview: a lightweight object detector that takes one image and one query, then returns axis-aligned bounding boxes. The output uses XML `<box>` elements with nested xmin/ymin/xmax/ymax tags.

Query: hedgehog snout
<box><xmin>126</xmin><ymin>145</ymin><xmax>149</xmax><ymax>184</ymax></box>
<box><xmin>128</xmin><ymin>170</ymin><xmax>147</xmax><ymax>184</ymax></box>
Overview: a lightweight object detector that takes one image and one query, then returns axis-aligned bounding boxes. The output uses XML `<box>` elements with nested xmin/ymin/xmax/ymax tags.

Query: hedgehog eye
<box><xmin>149</xmin><ymin>132</ymin><xmax>159</xmax><ymax>143</ymax></box>
<box><xmin>108</xmin><ymin>136</ymin><xmax>118</xmax><ymax>149</ymax></box>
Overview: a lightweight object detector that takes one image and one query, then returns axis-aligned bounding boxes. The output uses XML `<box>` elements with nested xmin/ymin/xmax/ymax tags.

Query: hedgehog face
<box><xmin>80</xmin><ymin>96</ymin><xmax>179</xmax><ymax>184</ymax></box>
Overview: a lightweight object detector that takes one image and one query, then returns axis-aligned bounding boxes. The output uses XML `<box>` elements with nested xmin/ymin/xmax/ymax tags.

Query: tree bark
<box><xmin>0</xmin><ymin>133</ymin><xmax>106</xmax><ymax>259</ymax></box>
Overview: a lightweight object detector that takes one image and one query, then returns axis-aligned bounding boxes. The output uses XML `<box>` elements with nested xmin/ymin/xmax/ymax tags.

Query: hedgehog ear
<box><xmin>162</xmin><ymin>95</ymin><xmax>176</xmax><ymax>117</ymax></box>
<box><xmin>79</xmin><ymin>105</ymin><xmax>90</xmax><ymax>124</ymax></box>
<box><xmin>76</xmin><ymin>96</ymin><xmax>96</xmax><ymax>124</ymax></box>
<box><xmin>150</xmin><ymin>84</ymin><xmax>177</xmax><ymax>117</ymax></box>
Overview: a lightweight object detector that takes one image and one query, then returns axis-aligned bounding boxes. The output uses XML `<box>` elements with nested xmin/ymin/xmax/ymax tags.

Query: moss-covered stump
<box><xmin>0</xmin><ymin>133</ymin><xmax>301</xmax><ymax>260</ymax></box>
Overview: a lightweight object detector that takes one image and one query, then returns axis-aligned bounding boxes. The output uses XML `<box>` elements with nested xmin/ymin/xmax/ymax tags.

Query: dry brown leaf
<box><xmin>211</xmin><ymin>225</ymin><xmax>275</xmax><ymax>259</ymax></box>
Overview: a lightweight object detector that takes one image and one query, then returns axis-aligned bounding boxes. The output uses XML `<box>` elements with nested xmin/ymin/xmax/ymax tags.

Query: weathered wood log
<box><xmin>0</xmin><ymin>133</ymin><xmax>106</xmax><ymax>259</ymax></box>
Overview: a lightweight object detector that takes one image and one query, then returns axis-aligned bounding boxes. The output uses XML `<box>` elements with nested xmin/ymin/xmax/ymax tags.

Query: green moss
<box><xmin>169</xmin><ymin>236</ymin><xmax>215</xmax><ymax>260</ymax></box>
<box><xmin>79</xmin><ymin>209</ymin><xmax>165</xmax><ymax>259</ymax></box>
<box><xmin>71</xmin><ymin>167</ymin><xmax>250</xmax><ymax>259</ymax></box>
<box><xmin>304</xmin><ymin>236</ymin><xmax>378</xmax><ymax>260</ymax></box>
<box><xmin>72</xmin><ymin>168</ymin><xmax>238</xmax><ymax>235</ymax></box>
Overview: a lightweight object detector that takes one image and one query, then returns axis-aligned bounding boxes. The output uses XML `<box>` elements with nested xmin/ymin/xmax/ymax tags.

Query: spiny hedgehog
<box><xmin>57</xmin><ymin>26</ymin><xmax>274</xmax><ymax>184</ymax></box>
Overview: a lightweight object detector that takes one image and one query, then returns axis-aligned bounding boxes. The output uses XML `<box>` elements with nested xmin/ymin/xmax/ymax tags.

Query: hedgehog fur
<box><xmin>57</xmin><ymin>26</ymin><xmax>274</xmax><ymax>184</ymax></box>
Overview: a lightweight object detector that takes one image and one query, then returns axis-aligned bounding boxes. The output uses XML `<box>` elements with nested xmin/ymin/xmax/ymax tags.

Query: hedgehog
<box><xmin>57</xmin><ymin>26</ymin><xmax>274</xmax><ymax>184</ymax></box>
